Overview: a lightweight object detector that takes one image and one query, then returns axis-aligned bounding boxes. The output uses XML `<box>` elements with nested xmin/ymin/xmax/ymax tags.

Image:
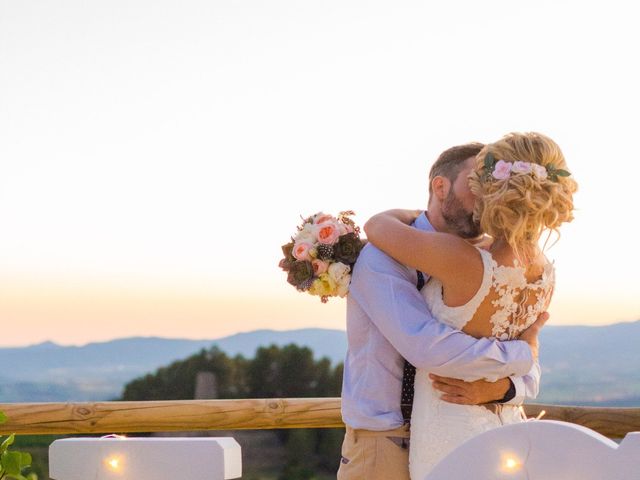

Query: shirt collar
<box><xmin>414</xmin><ymin>211</ymin><xmax>436</xmax><ymax>232</ymax></box>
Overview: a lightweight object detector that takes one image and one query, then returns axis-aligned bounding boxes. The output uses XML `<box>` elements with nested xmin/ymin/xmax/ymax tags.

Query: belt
<box><xmin>346</xmin><ymin>425</ymin><xmax>410</xmax><ymax>439</ymax></box>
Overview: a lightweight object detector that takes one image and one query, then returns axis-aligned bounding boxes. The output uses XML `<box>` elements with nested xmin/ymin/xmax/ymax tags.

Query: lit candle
<box><xmin>505</xmin><ymin>457</ymin><xmax>519</xmax><ymax>469</ymax></box>
<box><xmin>500</xmin><ymin>453</ymin><xmax>522</xmax><ymax>473</ymax></box>
<box><xmin>104</xmin><ymin>456</ymin><xmax>123</xmax><ymax>472</ymax></box>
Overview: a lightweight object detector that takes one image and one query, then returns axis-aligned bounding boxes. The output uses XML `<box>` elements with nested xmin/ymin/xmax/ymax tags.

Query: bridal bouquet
<box><xmin>279</xmin><ymin>211</ymin><xmax>365</xmax><ymax>303</ymax></box>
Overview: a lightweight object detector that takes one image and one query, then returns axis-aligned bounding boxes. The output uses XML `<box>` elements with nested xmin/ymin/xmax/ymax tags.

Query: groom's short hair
<box><xmin>428</xmin><ymin>143</ymin><xmax>485</xmax><ymax>196</ymax></box>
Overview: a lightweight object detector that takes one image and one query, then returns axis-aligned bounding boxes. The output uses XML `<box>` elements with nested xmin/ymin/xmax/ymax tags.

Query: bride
<box><xmin>364</xmin><ymin>132</ymin><xmax>577</xmax><ymax>478</ymax></box>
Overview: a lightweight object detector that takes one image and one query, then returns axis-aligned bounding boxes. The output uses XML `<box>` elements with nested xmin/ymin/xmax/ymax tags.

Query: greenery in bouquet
<box><xmin>279</xmin><ymin>211</ymin><xmax>365</xmax><ymax>303</ymax></box>
<box><xmin>0</xmin><ymin>412</ymin><xmax>37</xmax><ymax>480</ymax></box>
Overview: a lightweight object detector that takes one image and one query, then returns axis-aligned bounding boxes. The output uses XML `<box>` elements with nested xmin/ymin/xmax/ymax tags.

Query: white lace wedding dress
<box><xmin>409</xmin><ymin>248</ymin><xmax>554</xmax><ymax>480</ymax></box>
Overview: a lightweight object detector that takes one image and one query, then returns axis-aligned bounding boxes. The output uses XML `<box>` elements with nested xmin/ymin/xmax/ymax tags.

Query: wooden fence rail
<box><xmin>1</xmin><ymin>399</ymin><xmax>639</xmax><ymax>438</ymax></box>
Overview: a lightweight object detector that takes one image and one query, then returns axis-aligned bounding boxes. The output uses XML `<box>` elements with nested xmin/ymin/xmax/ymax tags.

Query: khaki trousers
<box><xmin>336</xmin><ymin>425</ymin><xmax>410</xmax><ymax>480</ymax></box>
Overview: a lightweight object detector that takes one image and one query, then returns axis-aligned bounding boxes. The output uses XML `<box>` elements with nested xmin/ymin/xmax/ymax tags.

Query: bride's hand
<box><xmin>469</xmin><ymin>234</ymin><xmax>493</xmax><ymax>250</ymax></box>
<box><xmin>385</xmin><ymin>209</ymin><xmax>423</xmax><ymax>225</ymax></box>
<box><xmin>518</xmin><ymin>311</ymin><xmax>550</xmax><ymax>360</ymax></box>
<box><xmin>364</xmin><ymin>209</ymin><xmax>422</xmax><ymax>239</ymax></box>
<box><xmin>366</xmin><ymin>209</ymin><xmax>422</xmax><ymax>227</ymax></box>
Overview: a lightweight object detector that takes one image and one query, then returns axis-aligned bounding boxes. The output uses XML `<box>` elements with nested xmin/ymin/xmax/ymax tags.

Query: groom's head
<box><xmin>428</xmin><ymin>143</ymin><xmax>484</xmax><ymax>238</ymax></box>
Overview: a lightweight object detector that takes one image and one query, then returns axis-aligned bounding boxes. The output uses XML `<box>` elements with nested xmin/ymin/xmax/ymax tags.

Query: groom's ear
<box><xmin>431</xmin><ymin>176</ymin><xmax>451</xmax><ymax>202</ymax></box>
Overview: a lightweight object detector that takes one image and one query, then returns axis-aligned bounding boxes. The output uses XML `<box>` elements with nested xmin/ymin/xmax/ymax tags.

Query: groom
<box><xmin>337</xmin><ymin>143</ymin><xmax>545</xmax><ymax>480</ymax></box>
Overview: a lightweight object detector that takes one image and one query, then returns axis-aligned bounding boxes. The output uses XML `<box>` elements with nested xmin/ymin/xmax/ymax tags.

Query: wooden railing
<box><xmin>1</xmin><ymin>399</ymin><xmax>639</xmax><ymax>439</ymax></box>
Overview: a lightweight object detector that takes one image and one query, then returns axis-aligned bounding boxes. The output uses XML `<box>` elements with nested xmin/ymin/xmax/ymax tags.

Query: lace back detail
<box><xmin>421</xmin><ymin>248</ymin><xmax>555</xmax><ymax>337</ymax></box>
<box><xmin>488</xmin><ymin>255</ymin><xmax>555</xmax><ymax>340</ymax></box>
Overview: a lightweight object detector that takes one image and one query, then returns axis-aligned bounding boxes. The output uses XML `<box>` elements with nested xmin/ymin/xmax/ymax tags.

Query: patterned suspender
<box><xmin>400</xmin><ymin>270</ymin><xmax>425</xmax><ymax>424</ymax></box>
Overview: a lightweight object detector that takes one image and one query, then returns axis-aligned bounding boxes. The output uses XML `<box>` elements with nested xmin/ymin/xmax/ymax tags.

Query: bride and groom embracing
<box><xmin>337</xmin><ymin>132</ymin><xmax>577</xmax><ymax>479</ymax></box>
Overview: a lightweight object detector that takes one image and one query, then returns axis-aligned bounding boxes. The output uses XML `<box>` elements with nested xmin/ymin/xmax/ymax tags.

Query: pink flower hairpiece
<box><xmin>483</xmin><ymin>152</ymin><xmax>570</xmax><ymax>182</ymax></box>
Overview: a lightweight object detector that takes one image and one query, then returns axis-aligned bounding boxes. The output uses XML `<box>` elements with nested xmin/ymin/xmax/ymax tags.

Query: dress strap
<box><xmin>453</xmin><ymin>248</ymin><xmax>495</xmax><ymax>326</ymax></box>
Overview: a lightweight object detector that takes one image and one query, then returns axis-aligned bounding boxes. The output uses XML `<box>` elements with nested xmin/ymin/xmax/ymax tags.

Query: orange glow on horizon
<box><xmin>0</xmin><ymin>277</ymin><xmax>347</xmax><ymax>346</ymax></box>
<box><xmin>0</xmin><ymin>274</ymin><xmax>637</xmax><ymax>347</ymax></box>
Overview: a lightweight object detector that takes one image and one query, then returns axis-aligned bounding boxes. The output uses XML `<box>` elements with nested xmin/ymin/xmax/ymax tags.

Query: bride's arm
<box><xmin>364</xmin><ymin>209</ymin><xmax>483</xmax><ymax>286</ymax></box>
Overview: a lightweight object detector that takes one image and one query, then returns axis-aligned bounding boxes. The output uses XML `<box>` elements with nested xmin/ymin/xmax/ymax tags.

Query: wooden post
<box><xmin>194</xmin><ymin>372</ymin><xmax>218</xmax><ymax>400</ymax></box>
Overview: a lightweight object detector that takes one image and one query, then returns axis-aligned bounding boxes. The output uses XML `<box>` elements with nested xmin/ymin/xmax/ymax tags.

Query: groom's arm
<box><xmin>429</xmin><ymin>361</ymin><xmax>541</xmax><ymax>405</ymax></box>
<box><xmin>350</xmin><ymin>245</ymin><xmax>534</xmax><ymax>381</ymax></box>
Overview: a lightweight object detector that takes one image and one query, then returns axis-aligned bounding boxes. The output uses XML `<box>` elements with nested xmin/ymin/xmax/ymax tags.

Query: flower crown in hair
<box><xmin>483</xmin><ymin>152</ymin><xmax>571</xmax><ymax>182</ymax></box>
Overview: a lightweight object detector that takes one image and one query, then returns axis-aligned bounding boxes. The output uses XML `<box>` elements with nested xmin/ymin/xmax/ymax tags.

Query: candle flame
<box><xmin>500</xmin><ymin>454</ymin><xmax>523</xmax><ymax>473</ymax></box>
<box><xmin>105</xmin><ymin>456</ymin><xmax>122</xmax><ymax>471</ymax></box>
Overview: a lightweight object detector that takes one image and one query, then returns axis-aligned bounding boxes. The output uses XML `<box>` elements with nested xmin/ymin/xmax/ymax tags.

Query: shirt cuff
<box><xmin>501</xmin><ymin>376</ymin><xmax>526</xmax><ymax>405</ymax></box>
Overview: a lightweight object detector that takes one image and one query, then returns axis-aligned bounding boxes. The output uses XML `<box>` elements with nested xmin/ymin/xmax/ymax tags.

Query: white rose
<box><xmin>531</xmin><ymin>164</ymin><xmax>548</xmax><ymax>180</ymax></box>
<box><xmin>328</xmin><ymin>262</ymin><xmax>350</xmax><ymax>284</ymax></box>
<box><xmin>335</xmin><ymin>274</ymin><xmax>351</xmax><ymax>297</ymax></box>
<box><xmin>336</xmin><ymin>283</ymin><xmax>349</xmax><ymax>297</ymax></box>
<box><xmin>294</xmin><ymin>222</ymin><xmax>317</xmax><ymax>243</ymax></box>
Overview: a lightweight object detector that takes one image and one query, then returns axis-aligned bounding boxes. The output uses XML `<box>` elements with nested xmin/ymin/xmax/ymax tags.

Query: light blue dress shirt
<box><xmin>341</xmin><ymin>212</ymin><xmax>540</xmax><ymax>431</ymax></box>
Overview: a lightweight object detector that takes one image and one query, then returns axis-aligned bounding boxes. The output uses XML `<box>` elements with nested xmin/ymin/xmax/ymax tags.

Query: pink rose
<box><xmin>337</xmin><ymin>223</ymin><xmax>355</xmax><ymax>235</ymax></box>
<box><xmin>312</xmin><ymin>259</ymin><xmax>329</xmax><ymax>275</ymax></box>
<box><xmin>492</xmin><ymin>160</ymin><xmax>513</xmax><ymax>180</ymax></box>
<box><xmin>511</xmin><ymin>161</ymin><xmax>532</xmax><ymax>174</ymax></box>
<box><xmin>292</xmin><ymin>241</ymin><xmax>314</xmax><ymax>261</ymax></box>
<box><xmin>314</xmin><ymin>213</ymin><xmax>334</xmax><ymax>225</ymax></box>
<box><xmin>315</xmin><ymin>222</ymin><xmax>341</xmax><ymax>245</ymax></box>
<box><xmin>531</xmin><ymin>164</ymin><xmax>548</xmax><ymax>180</ymax></box>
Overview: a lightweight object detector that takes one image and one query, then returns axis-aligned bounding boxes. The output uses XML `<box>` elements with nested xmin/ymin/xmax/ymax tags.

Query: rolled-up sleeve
<box><xmin>349</xmin><ymin>245</ymin><xmax>534</xmax><ymax>382</ymax></box>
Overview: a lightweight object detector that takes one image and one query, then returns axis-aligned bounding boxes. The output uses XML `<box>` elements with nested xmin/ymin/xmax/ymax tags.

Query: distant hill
<box><xmin>537</xmin><ymin>321</ymin><xmax>640</xmax><ymax>405</ymax></box>
<box><xmin>1</xmin><ymin>322</ymin><xmax>639</xmax><ymax>405</ymax></box>
<box><xmin>0</xmin><ymin>329</ymin><xmax>346</xmax><ymax>401</ymax></box>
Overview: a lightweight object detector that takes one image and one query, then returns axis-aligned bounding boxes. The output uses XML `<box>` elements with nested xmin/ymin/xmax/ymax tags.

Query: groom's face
<box><xmin>441</xmin><ymin>157</ymin><xmax>481</xmax><ymax>238</ymax></box>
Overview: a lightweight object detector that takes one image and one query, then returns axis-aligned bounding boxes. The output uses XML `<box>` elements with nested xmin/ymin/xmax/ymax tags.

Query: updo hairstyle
<box><xmin>468</xmin><ymin>132</ymin><xmax>578</xmax><ymax>262</ymax></box>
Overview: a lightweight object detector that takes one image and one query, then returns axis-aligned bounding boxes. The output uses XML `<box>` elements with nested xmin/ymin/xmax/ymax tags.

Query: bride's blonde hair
<box><xmin>468</xmin><ymin>132</ymin><xmax>578</xmax><ymax>262</ymax></box>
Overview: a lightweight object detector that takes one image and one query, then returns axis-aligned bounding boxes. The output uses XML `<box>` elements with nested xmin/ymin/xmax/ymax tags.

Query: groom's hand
<box><xmin>428</xmin><ymin>374</ymin><xmax>511</xmax><ymax>405</ymax></box>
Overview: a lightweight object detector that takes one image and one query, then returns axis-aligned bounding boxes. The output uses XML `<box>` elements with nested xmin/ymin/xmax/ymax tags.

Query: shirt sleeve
<box><xmin>349</xmin><ymin>245</ymin><xmax>534</xmax><ymax>381</ymax></box>
<box><xmin>504</xmin><ymin>361</ymin><xmax>541</xmax><ymax>405</ymax></box>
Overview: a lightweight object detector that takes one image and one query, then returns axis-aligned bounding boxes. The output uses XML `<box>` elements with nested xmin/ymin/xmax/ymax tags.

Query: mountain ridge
<box><xmin>1</xmin><ymin>321</ymin><xmax>638</xmax><ymax>404</ymax></box>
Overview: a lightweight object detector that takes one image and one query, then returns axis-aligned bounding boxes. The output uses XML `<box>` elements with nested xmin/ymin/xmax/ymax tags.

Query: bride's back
<box><xmin>424</xmin><ymin>245</ymin><xmax>554</xmax><ymax>340</ymax></box>
<box><xmin>461</xmin><ymin>248</ymin><xmax>553</xmax><ymax>340</ymax></box>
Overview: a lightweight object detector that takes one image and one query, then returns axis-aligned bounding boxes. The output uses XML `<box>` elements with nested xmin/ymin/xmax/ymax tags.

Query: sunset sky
<box><xmin>1</xmin><ymin>0</ymin><xmax>639</xmax><ymax>347</ymax></box>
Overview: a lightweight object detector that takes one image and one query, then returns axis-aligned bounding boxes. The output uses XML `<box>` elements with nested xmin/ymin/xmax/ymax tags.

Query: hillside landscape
<box><xmin>1</xmin><ymin>322</ymin><xmax>639</xmax><ymax>406</ymax></box>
